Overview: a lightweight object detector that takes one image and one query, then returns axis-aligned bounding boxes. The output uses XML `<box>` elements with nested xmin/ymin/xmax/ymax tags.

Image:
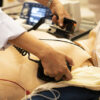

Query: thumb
<box><xmin>58</xmin><ymin>17</ymin><xmax>64</xmax><ymax>27</ymax></box>
<box><xmin>52</xmin><ymin>15</ymin><xmax>58</xmax><ymax>24</ymax></box>
<box><xmin>65</xmin><ymin>56</ymin><xmax>74</xmax><ymax>66</ymax></box>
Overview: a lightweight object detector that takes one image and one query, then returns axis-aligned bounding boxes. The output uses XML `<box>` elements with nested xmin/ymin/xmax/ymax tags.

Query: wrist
<box><xmin>49</xmin><ymin>0</ymin><xmax>54</xmax><ymax>10</ymax></box>
<box><xmin>39</xmin><ymin>46</ymin><xmax>55</xmax><ymax>60</ymax></box>
<box><xmin>50</xmin><ymin>0</ymin><xmax>59</xmax><ymax>12</ymax></box>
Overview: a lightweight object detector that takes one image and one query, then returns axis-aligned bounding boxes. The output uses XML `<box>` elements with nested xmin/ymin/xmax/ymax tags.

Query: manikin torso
<box><xmin>0</xmin><ymin>31</ymin><xmax>94</xmax><ymax>100</ymax></box>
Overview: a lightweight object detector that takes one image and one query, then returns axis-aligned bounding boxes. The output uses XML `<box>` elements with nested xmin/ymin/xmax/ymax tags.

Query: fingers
<box><xmin>58</xmin><ymin>17</ymin><xmax>64</xmax><ymax>27</ymax></box>
<box><xmin>52</xmin><ymin>15</ymin><xmax>63</xmax><ymax>27</ymax></box>
<box><xmin>55</xmin><ymin>73</ymin><xmax>63</xmax><ymax>81</ymax></box>
<box><xmin>44</xmin><ymin>70</ymin><xmax>48</xmax><ymax>76</ymax></box>
<box><xmin>64</xmin><ymin>66</ymin><xmax>72</xmax><ymax>80</ymax></box>
<box><xmin>44</xmin><ymin>65</ymin><xmax>72</xmax><ymax>81</ymax></box>
<box><xmin>52</xmin><ymin>15</ymin><xmax>57</xmax><ymax>24</ymax></box>
<box><xmin>52</xmin><ymin>15</ymin><xmax>70</xmax><ymax>28</ymax></box>
<box><xmin>44</xmin><ymin>70</ymin><xmax>55</xmax><ymax>78</ymax></box>
<box><xmin>58</xmin><ymin>12</ymin><xmax>70</xmax><ymax>27</ymax></box>
<box><xmin>55</xmin><ymin>67</ymin><xmax>72</xmax><ymax>81</ymax></box>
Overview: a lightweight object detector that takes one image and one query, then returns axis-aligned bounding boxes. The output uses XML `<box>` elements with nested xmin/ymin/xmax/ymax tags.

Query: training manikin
<box><xmin>0</xmin><ymin>22</ymin><xmax>100</xmax><ymax>100</ymax></box>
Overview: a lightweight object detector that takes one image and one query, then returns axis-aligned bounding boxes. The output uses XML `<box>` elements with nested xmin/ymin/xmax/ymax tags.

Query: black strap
<box><xmin>28</xmin><ymin>15</ymin><xmax>53</xmax><ymax>31</ymax></box>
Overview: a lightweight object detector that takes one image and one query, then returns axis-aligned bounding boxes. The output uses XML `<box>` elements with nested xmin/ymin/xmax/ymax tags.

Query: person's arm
<box><xmin>35</xmin><ymin>0</ymin><xmax>70</xmax><ymax>27</ymax></box>
<box><xmin>35</xmin><ymin>0</ymin><xmax>49</xmax><ymax>6</ymax></box>
<box><xmin>0</xmin><ymin>9</ymin><xmax>26</xmax><ymax>50</ymax></box>
<box><xmin>0</xmin><ymin>7</ymin><xmax>73</xmax><ymax>81</ymax></box>
<box><xmin>0</xmin><ymin>8</ymin><xmax>73</xmax><ymax>81</ymax></box>
<box><xmin>9</xmin><ymin>31</ymin><xmax>73</xmax><ymax>81</ymax></box>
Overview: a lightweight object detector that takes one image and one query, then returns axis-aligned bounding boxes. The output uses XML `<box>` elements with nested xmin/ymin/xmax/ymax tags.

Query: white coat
<box><xmin>0</xmin><ymin>9</ymin><xmax>26</xmax><ymax>50</ymax></box>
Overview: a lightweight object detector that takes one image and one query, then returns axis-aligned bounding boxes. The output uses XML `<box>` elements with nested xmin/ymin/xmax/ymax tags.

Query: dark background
<box><xmin>0</xmin><ymin>0</ymin><xmax>3</xmax><ymax>7</ymax></box>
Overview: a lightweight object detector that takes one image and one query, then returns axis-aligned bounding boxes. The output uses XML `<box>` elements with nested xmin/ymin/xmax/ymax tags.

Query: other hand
<box><xmin>50</xmin><ymin>0</ymin><xmax>70</xmax><ymax>27</ymax></box>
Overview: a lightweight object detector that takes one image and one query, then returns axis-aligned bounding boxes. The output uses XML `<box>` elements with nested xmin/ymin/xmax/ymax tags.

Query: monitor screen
<box><xmin>29</xmin><ymin>7</ymin><xmax>46</xmax><ymax>24</ymax></box>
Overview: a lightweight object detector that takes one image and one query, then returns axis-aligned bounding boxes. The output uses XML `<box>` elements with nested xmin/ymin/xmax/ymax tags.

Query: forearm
<box><xmin>8</xmin><ymin>31</ymin><xmax>54</xmax><ymax>59</ymax></box>
<box><xmin>35</xmin><ymin>0</ymin><xmax>58</xmax><ymax>9</ymax></box>
<box><xmin>9</xmin><ymin>31</ymin><xmax>73</xmax><ymax>81</ymax></box>
<box><xmin>35</xmin><ymin>0</ymin><xmax>48</xmax><ymax>6</ymax></box>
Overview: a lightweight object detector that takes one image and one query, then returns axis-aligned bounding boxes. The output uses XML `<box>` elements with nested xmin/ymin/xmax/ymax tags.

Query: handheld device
<box><xmin>37</xmin><ymin>61</ymin><xmax>72</xmax><ymax>82</ymax></box>
<box><xmin>48</xmin><ymin>17</ymin><xmax>77</xmax><ymax>37</ymax></box>
<box><xmin>28</xmin><ymin>14</ymin><xmax>77</xmax><ymax>36</ymax></box>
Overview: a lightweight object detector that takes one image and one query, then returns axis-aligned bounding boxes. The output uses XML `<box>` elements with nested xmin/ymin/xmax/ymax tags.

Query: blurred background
<box><xmin>1</xmin><ymin>0</ymin><xmax>98</xmax><ymax>40</ymax></box>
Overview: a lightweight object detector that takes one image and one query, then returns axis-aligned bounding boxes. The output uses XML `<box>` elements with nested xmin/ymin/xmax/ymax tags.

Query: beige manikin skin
<box><xmin>0</xmin><ymin>30</ymin><xmax>95</xmax><ymax>100</ymax></box>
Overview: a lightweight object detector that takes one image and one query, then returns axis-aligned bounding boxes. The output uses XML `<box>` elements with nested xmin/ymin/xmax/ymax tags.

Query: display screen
<box><xmin>29</xmin><ymin>7</ymin><xmax>46</xmax><ymax>24</ymax></box>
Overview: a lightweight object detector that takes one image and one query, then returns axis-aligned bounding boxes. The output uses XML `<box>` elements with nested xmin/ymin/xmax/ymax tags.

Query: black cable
<box><xmin>14</xmin><ymin>46</ymin><xmax>27</xmax><ymax>56</ymax></box>
<box><xmin>27</xmin><ymin>15</ymin><xmax>53</xmax><ymax>31</ymax></box>
<box><xmin>14</xmin><ymin>38</ymin><xmax>84</xmax><ymax>64</ymax></box>
<box><xmin>39</xmin><ymin>39</ymin><xmax>84</xmax><ymax>50</ymax></box>
<box><xmin>27</xmin><ymin>53</ymin><xmax>39</xmax><ymax>63</ymax></box>
<box><xmin>14</xmin><ymin>39</ymin><xmax>85</xmax><ymax>82</ymax></box>
<box><xmin>14</xmin><ymin>46</ymin><xmax>39</xmax><ymax>63</ymax></box>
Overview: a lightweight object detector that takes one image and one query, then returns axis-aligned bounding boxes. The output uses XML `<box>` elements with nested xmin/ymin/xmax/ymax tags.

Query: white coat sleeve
<box><xmin>0</xmin><ymin>9</ymin><xmax>26</xmax><ymax>50</ymax></box>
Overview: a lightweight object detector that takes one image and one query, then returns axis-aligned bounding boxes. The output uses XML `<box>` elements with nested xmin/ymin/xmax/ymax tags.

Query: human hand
<box><xmin>50</xmin><ymin>0</ymin><xmax>70</xmax><ymax>27</ymax></box>
<box><xmin>40</xmin><ymin>49</ymin><xmax>73</xmax><ymax>81</ymax></box>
